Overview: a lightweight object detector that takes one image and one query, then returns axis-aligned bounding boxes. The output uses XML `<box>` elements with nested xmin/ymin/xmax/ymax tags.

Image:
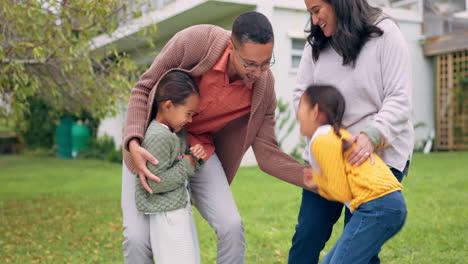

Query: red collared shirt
<box><xmin>186</xmin><ymin>46</ymin><xmax>252</xmax><ymax>159</ymax></box>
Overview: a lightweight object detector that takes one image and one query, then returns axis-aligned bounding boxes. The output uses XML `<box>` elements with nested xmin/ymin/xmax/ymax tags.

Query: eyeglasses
<box><xmin>232</xmin><ymin>46</ymin><xmax>275</xmax><ymax>72</ymax></box>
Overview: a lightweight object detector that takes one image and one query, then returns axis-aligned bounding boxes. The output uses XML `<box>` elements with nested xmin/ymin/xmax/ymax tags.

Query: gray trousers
<box><xmin>122</xmin><ymin>154</ymin><xmax>245</xmax><ymax>264</ymax></box>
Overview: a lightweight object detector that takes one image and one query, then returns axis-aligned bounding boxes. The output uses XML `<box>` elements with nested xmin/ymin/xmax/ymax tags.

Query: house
<box><xmin>93</xmin><ymin>0</ymin><xmax>457</xmax><ymax>165</ymax></box>
<box><xmin>422</xmin><ymin>0</ymin><xmax>468</xmax><ymax>150</ymax></box>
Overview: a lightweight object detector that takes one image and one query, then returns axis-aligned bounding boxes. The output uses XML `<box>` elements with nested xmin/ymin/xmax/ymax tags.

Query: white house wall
<box><xmin>97</xmin><ymin>113</ymin><xmax>125</xmax><ymax>148</ymax></box>
<box><xmin>396</xmin><ymin>20</ymin><xmax>435</xmax><ymax>145</ymax></box>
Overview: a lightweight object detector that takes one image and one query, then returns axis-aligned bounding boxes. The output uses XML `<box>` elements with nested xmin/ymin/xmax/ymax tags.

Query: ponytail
<box><xmin>331</xmin><ymin>96</ymin><xmax>351</xmax><ymax>152</ymax></box>
<box><xmin>332</xmin><ymin>121</ymin><xmax>351</xmax><ymax>152</ymax></box>
<box><xmin>304</xmin><ymin>84</ymin><xmax>349</xmax><ymax>152</ymax></box>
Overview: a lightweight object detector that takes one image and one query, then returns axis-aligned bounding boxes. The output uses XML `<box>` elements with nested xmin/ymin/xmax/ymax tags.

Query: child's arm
<box><xmin>188</xmin><ymin>143</ymin><xmax>207</xmax><ymax>170</ymax></box>
<box><xmin>190</xmin><ymin>144</ymin><xmax>207</xmax><ymax>161</ymax></box>
<box><xmin>143</xmin><ymin>133</ymin><xmax>196</xmax><ymax>194</ymax></box>
<box><xmin>147</xmin><ymin>157</ymin><xmax>195</xmax><ymax>194</ymax></box>
<box><xmin>311</xmin><ymin>135</ymin><xmax>352</xmax><ymax>203</ymax></box>
<box><xmin>179</xmin><ymin>130</ymin><xmax>206</xmax><ymax>168</ymax></box>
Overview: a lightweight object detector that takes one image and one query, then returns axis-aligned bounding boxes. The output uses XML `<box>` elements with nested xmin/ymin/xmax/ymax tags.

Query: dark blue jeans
<box><xmin>288</xmin><ymin>161</ymin><xmax>409</xmax><ymax>264</ymax></box>
<box><xmin>321</xmin><ymin>191</ymin><xmax>407</xmax><ymax>264</ymax></box>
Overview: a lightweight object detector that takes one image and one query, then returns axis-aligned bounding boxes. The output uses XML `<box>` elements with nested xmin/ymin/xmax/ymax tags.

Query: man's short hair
<box><xmin>232</xmin><ymin>11</ymin><xmax>274</xmax><ymax>44</ymax></box>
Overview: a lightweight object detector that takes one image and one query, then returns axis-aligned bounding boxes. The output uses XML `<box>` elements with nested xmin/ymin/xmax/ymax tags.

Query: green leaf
<box><xmin>0</xmin><ymin>0</ymin><xmax>144</xmax><ymax>122</ymax></box>
<box><xmin>32</xmin><ymin>47</ymin><xmax>43</xmax><ymax>58</ymax></box>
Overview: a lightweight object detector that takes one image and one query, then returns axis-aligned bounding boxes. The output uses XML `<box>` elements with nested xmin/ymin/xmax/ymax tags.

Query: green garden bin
<box><xmin>55</xmin><ymin>116</ymin><xmax>73</xmax><ymax>159</ymax></box>
<box><xmin>71</xmin><ymin>120</ymin><xmax>91</xmax><ymax>158</ymax></box>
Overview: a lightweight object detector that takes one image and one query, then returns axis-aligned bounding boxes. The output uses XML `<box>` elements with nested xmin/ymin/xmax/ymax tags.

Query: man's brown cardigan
<box><xmin>123</xmin><ymin>24</ymin><xmax>304</xmax><ymax>187</ymax></box>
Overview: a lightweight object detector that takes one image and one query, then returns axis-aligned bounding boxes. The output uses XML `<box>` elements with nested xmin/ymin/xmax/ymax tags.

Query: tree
<box><xmin>0</xmin><ymin>0</ymin><xmax>154</xmax><ymax>128</ymax></box>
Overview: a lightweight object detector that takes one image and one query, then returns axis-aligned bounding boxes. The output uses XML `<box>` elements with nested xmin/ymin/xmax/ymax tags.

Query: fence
<box><xmin>435</xmin><ymin>49</ymin><xmax>468</xmax><ymax>150</ymax></box>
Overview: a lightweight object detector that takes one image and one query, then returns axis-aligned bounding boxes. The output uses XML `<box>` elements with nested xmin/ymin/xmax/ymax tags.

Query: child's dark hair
<box><xmin>303</xmin><ymin>84</ymin><xmax>351</xmax><ymax>151</ymax></box>
<box><xmin>150</xmin><ymin>70</ymin><xmax>199</xmax><ymax>120</ymax></box>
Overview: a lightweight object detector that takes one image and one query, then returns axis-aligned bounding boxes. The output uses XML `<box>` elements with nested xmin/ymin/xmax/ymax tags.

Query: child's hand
<box><xmin>182</xmin><ymin>153</ymin><xmax>196</xmax><ymax>167</ymax></box>
<box><xmin>190</xmin><ymin>144</ymin><xmax>207</xmax><ymax>160</ymax></box>
<box><xmin>303</xmin><ymin>167</ymin><xmax>318</xmax><ymax>191</ymax></box>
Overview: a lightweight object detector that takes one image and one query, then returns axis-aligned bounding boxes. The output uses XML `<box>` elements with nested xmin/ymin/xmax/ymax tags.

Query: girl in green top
<box><xmin>135</xmin><ymin>70</ymin><xmax>205</xmax><ymax>264</ymax></box>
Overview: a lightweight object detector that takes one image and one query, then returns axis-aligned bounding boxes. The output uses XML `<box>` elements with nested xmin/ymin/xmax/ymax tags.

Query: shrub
<box><xmin>22</xmin><ymin>97</ymin><xmax>56</xmax><ymax>150</ymax></box>
<box><xmin>78</xmin><ymin>134</ymin><xmax>122</xmax><ymax>164</ymax></box>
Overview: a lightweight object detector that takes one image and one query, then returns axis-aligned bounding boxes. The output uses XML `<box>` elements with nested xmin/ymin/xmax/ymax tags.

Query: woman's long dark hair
<box><xmin>150</xmin><ymin>70</ymin><xmax>199</xmax><ymax>120</ymax></box>
<box><xmin>303</xmin><ymin>84</ymin><xmax>350</xmax><ymax>151</ymax></box>
<box><xmin>306</xmin><ymin>0</ymin><xmax>386</xmax><ymax>67</ymax></box>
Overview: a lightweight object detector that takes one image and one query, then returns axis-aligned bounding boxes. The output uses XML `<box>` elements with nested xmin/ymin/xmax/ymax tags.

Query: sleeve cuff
<box><xmin>180</xmin><ymin>157</ymin><xmax>196</xmax><ymax>175</ymax></box>
<box><xmin>123</xmin><ymin>135</ymin><xmax>144</xmax><ymax>152</ymax></box>
<box><xmin>123</xmin><ymin>124</ymin><xmax>146</xmax><ymax>151</ymax></box>
<box><xmin>362</xmin><ymin>126</ymin><xmax>383</xmax><ymax>149</ymax></box>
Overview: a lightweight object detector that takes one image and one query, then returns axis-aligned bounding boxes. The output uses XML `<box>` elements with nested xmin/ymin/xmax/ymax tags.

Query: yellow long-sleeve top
<box><xmin>309</xmin><ymin>125</ymin><xmax>402</xmax><ymax>212</ymax></box>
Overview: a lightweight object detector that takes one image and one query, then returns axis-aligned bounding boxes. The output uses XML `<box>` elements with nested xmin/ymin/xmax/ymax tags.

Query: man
<box><xmin>121</xmin><ymin>12</ymin><xmax>305</xmax><ymax>264</ymax></box>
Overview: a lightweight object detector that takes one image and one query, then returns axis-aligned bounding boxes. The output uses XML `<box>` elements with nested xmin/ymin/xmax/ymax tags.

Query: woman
<box><xmin>289</xmin><ymin>0</ymin><xmax>413</xmax><ymax>263</ymax></box>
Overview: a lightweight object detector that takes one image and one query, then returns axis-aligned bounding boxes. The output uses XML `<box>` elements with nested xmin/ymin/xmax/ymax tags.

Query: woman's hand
<box><xmin>347</xmin><ymin>133</ymin><xmax>375</xmax><ymax>166</ymax></box>
<box><xmin>303</xmin><ymin>167</ymin><xmax>318</xmax><ymax>192</ymax></box>
<box><xmin>129</xmin><ymin>139</ymin><xmax>160</xmax><ymax>194</ymax></box>
<box><xmin>190</xmin><ymin>144</ymin><xmax>207</xmax><ymax>160</ymax></box>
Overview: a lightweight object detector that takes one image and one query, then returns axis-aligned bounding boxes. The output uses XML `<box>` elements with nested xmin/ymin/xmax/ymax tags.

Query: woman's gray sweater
<box><xmin>293</xmin><ymin>18</ymin><xmax>414</xmax><ymax>171</ymax></box>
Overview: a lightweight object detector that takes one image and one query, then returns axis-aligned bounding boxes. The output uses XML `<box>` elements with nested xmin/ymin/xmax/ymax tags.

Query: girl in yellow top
<box><xmin>296</xmin><ymin>84</ymin><xmax>407</xmax><ymax>264</ymax></box>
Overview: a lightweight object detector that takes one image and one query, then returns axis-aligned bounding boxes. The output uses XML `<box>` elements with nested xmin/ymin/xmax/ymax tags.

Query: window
<box><xmin>291</xmin><ymin>38</ymin><xmax>306</xmax><ymax>68</ymax></box>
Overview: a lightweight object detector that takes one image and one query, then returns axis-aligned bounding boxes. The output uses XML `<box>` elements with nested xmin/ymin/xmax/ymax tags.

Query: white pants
<box><xmin>149</xmin><ymin>200</ymin><xmax>200</xmax><ymax>264</ymax></box>
<box><xmin>122</xmin><ymin>154</ymin><xmax>245</xmax><ymax>264</ymax></box>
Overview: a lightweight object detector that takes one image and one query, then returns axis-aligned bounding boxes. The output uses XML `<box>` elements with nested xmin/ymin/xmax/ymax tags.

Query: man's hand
<box><xmin>129</xmin><ymin>139</ymin><xmax>160</xmax><ymax>194</ymax></box>
<box><xmin>347</xmin><ymin>133</ymin><xmax>375</xmax><ymax>166</ymax></box>
<box><xmin>303</xmin><ymin>167</ymin><xmax>318</xmax><ymax>191</ymax></box>
<box><xmin>190</xmin><ymin>144</ymin><xmax>207</xmax><ymax>160</ymax></box>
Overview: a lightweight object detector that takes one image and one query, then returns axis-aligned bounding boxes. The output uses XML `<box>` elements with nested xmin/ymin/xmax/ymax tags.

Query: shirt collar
<box><xmin>213</xmin><ymin>45</ymin><xmax>231</xmax><ymax>73</ymax></box>
<box><xmin>213</xmin><ymin>45</ymin><xmax>253</xmax><ymax>90</ymax></box>
<box><xmin>156</xmin><ymin>121</ymin><xmax>176</xmax><ymax>134</ymax></box>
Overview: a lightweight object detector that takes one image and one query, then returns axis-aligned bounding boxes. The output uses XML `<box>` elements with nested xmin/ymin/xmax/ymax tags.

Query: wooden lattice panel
<box><xmin>435</xmin><ymin>50</ymin><xmax>468</xmax><ymax>150</ymax></box>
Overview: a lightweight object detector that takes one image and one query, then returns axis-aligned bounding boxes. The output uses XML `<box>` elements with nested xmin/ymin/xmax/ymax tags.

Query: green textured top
<box><xmin>135</xmin><ymin>121</ymin><xmax>201</xmax><ymax>213</ymax></box>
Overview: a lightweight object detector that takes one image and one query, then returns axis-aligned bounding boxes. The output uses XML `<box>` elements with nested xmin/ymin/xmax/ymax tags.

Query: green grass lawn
<box><xmin>0</xmin><ymin>152</ymin><xmax>467</xmax><ymax>263</ymax></box>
